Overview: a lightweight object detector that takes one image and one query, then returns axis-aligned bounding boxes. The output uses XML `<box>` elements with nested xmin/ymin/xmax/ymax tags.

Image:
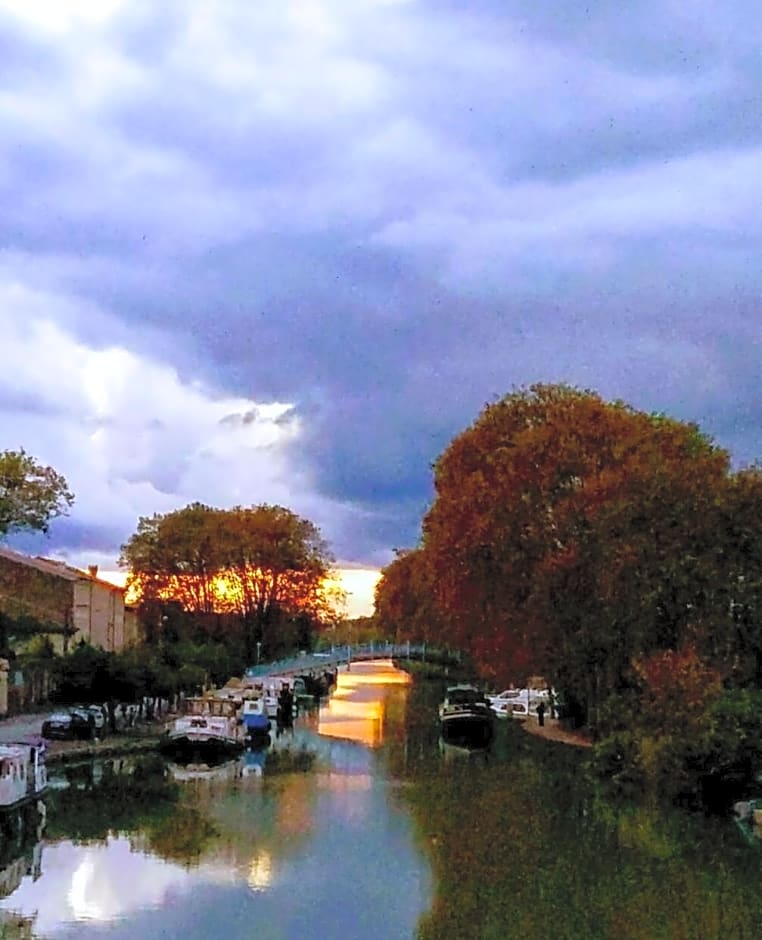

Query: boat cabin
<box><xmin>183</xmin><ymin>698</ymin><xmax>238</xmax><ymax>720</ymax></box>
<box><xmin>0</xmin><ymin>743</ymin><xmax>47</xmax><ymax>809</ymax></box>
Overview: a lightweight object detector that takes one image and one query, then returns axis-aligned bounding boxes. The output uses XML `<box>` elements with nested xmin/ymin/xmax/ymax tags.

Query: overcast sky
<box><xmin>2</xmin><ymin>1</ymin><xmax>760</xmax><ymax>590</ymax></box>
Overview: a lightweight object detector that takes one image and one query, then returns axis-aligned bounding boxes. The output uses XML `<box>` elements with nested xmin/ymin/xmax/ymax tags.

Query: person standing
<box><xmin>537</xmin><ymin>700</ymin><xmax>546</xmax><ymax>727</ymax></box>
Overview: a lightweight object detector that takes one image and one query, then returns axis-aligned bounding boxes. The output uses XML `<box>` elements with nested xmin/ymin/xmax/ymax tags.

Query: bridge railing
<box><xmin>243</xmin><ymin>642</ymin><xmax>460</xmax><ymax>679</ymax></box>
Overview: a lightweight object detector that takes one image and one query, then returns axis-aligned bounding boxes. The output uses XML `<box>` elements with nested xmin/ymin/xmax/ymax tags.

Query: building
<box><xmin>0</xmin><ymin>547</ymin><xmax>139</xmax><ymax>654</ymax></box>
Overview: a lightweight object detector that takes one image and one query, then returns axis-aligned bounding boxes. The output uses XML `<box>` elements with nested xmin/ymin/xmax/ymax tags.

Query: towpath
<box><xmin>0</xmin><ymin>711</ymin><xmax>163</xmax><ymax>762</ymax></box>
<box><xmin>523</xmin><ymin>717</ymin><xmax>592</xmax><ymax>748</ymax></box>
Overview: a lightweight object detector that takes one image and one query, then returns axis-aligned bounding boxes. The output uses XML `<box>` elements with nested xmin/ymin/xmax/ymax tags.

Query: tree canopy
<box><xmin>0</xmin><ymin>448</ymin><xmax>74</xmax><ymax>538</ymax></box>
<box><xmin>120</xmin><ymin>502</ymin><xmax>339</xmax><ymax>661</ymax></box>
<box><xmin>375</xmin><ymin>384</ymin><xmax>762</xmax><ymax>726</ymax></box>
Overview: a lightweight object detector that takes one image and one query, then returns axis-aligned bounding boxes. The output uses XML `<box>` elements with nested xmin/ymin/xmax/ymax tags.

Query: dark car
<box><xmin>42</xmin><ymin>708</ymin><xmax>94</xmax><ymax>740</ymax></box>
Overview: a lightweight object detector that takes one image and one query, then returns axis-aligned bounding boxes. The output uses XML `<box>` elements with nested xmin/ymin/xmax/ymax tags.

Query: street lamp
<box><xmin>256</xmin><ymin>641</ymin><xmax>262</xmax><ymax>666</ymax></box>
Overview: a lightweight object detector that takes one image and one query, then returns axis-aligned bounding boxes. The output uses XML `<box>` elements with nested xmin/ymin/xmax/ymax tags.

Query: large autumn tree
<box><xmin>0</xmin><ymin>448</ymin><xmax>74</xmax><ymax>538</ymax></box>
<box><xmin>374</xmin><ymin>549</ymin><xmax>439</xmax><ymax>645</ymax></box>
<box><xmin>383</xmin><ymin>385</ymin><xmax>743</xmax><ymax>712</ymax></box>
<box><xmin>120</xmin><ymin>503</ymin><xmax>338</xmax><ymax>662</ymax></box>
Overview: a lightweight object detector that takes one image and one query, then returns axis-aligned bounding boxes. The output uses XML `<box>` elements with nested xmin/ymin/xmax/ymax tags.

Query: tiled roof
<box><xmin>0</xmin><ymin>546</ymin><xmax>124</xmax><ymax>593</ymax></box>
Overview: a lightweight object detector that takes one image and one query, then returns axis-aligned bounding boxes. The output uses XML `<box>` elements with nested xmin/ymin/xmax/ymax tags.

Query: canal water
<box><xmin>2</xmin><ymin>661</ymin><xmax>762</xmax><ymax>939</ymax></box>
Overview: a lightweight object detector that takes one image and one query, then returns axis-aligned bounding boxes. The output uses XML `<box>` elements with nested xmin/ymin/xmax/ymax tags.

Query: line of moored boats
<box><xmin>159</xmin><ymin>668</ymin><xmax>338</xmax><ymax>760</ymax></box>
<box><xmin>0</xmin><ymin>667</ymin><xmax>338</xmax><ymax>821</ymax></box>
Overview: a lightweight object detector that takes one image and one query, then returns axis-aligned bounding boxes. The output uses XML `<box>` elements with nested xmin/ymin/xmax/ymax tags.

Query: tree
<box><xmin>374</xmin><ymin>549</ymin><xmax>439</xmax><ymax>645</ymax></box>
<box><xmin>120</xmin><ymin>503</ymin><xmax>226</xmax><ymax>615</ymax></box>
<box><xmin>120</xmin><ymin>502</ymin><xmax>338</xmax><ymax>662</ymax></box>
<box><xmin>421</xmin><ymin>384</ymin><xmax>731</xmax><ymax>714</ymax></box>
<box><xmin>0</xmin><ymin>448</ymin><xmax>74</xmax><ymax>537</ymax></box>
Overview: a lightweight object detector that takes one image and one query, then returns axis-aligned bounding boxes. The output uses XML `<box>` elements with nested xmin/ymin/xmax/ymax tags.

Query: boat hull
<box><xmin>160</xmin><ymin>732</ymin><xmax>243</xmax><ymax>760</ymax></box>
<box><xmin>440</xmin><ymin>713</ymin><xmax>494</xmax><ymax>747</ymax></box>
<box><xmin>243</xmin><ymin>715</ymin><xmax>271</xmax><ymax>734</ymax></box>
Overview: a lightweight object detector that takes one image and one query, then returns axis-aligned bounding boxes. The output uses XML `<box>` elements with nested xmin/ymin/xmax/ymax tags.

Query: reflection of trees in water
<box><xmin>0</xmin><ymin>801</ymin><xmax>46</xmax><ymax>938</ymax></box>
<box><xmin>142</xmin><ymin>805</ymin><xmax>219</xmax><ymax>865</ymax></box>
<box><xmin>45</xmin><ymin>755</ymin><xmax>180</xmax><ymax>844</ymax></box>
<box><xmin>47</xmin><ymin>755</ymin><xmax>229</xmax><ymax>866</ymax></box>
<box><xmin>394</xmin><ymin>709</ymin><xmax>762</xmax><ymax>940</ymax></box>
<box><xmin>44</xmin><ymin>743</ymin><xmax>325</xmax><ymax>874</ymax></box>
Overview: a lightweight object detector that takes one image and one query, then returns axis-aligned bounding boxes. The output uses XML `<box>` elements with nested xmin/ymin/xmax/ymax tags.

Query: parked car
<box><xmin>83</xmin><ymin>704</ymin><xmax>106</xmax><ymax>732</ymax></box>
<box><xmin>42</xmin><ymin>708</ymin><xmax>94</xmax><ymax>740</ymax></box>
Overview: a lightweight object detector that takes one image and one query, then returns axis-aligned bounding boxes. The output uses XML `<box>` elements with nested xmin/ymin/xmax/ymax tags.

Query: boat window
<box><xmin>449</xmin><ymin>688</ymin><xmax>480</xmax><ymax>705</ymax></box>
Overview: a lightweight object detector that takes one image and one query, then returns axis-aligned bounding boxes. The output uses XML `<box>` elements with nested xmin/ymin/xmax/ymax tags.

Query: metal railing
<box><xmin>243</xmin><ymin>642</ymin><xmax>460</xmax><ymax>678</ymax></box>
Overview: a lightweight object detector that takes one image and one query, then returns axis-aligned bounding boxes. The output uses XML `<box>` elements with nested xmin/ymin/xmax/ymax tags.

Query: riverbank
<box><xmin>0</xmin><ymin>710</ymin><xmax>166</xmax><ymax>763</ymax></box>
<box><xmin>45</xmin><ymin>728</ymin><xmax>165</xmax><ymax>764</ymax></box>
<box><xmin>522</xmin><ymin>716</ymin><xmax>592</xmax><ymax>748</ymax></box>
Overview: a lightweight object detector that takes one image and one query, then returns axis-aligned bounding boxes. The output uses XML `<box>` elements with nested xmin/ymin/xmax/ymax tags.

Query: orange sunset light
<box><xmin>99</xmin><ymin>566</ymin><xmax>381</xmax><ymax>618</ymax></box>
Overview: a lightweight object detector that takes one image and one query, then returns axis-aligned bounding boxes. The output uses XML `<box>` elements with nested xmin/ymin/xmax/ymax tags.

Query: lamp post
<box><xmin>256</xmin><ymin>641</ymin><xmax>262</xmax><ymax>666</ymax></box>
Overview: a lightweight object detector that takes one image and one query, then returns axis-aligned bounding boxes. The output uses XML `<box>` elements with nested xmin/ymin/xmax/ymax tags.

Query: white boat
<box><xmin>0</xmin><ymin>741</ymin><xmax>47</xmax><ymax>809</ymax></box>
<box><xmin>438</xmin><ymin>685</ymin><xmax>494</xmax><ymax>747</ymax></box>
<box><xmin>488</xmin><ymin>688</ymin><xmax>551</xmax><ymax>720</ymax></box>
<box><xmin>486</xmin><ymin>688</ymin><xmax>522</xmax><ymax>707</ymax></box>
<box><xmin>161</xmin><ymin>698</ymin><xmax>243</xmax><ymax>758</ymax></box>
<box><xmin>247</xmin><ymin>679</ymin><xmax>298</xmax><ymax>722</ymax></box>
<box><xmin>168</xmin><ymin>757</ymin><xmax>244</xmax><ymax>784</ymax></box>
<box><xmin>491</xmin><ymin>698</ymin><xmax>531</xmax><ymax>720</ymax></box>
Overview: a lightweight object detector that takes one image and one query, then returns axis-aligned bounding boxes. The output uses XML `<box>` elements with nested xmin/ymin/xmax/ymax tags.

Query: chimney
<box><xmin>88</xmin><ymin>565</ymin><xmax>98</xmax><ymax>578</ymax></box>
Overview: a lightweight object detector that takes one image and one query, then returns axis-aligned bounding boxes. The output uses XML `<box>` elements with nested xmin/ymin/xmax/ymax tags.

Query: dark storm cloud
<box><xmin>8</xmin><ymin>518</ymin><xmax>125</xmax><ymax>558</ymax></box>
<box><xmin>1</xmin><ymin>0</ymin><xmax>761</xmax><ymax>573</ymax></box>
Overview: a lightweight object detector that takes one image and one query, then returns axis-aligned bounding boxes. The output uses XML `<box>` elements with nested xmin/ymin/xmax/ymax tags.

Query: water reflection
<box><xmin>318</xmin><ymin>660</ymin><xmax>411</xmax><ymax>747</ymax></box>
<box><xmin>7</xmin><ymin>665</ymin><xmax>762</xmax><ymax>938</ymax></box>
<box><xmin>388</xmin><ymin>677</ymin><xmax>762</xmax><ymax>940</ymax></box>
<box><xmin>0</xmin><ymin>801</ymin><xmax>45</xmax><ymax>903</ymax></box>
<box><xmin>0</xmin><ymin>663</ymin><xmax>428</xmax><ymax>938</ymax></box>
<box><xmin>247</xmin><ymin>850</ymin><xmax>273</xmax><ymax>892</ymax></box>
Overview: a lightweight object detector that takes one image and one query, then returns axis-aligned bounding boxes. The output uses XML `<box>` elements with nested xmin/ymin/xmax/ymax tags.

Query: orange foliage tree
<box><xmin>120</xmin><ymin>503</ymin><xmax>339</xmax><ymax>662</ymax></box>
<box><xmin>378</xmin><ymin>384</ymin><xmax>757</xmax><ymax>721</ymax></box>
<box><xmin>374</xmin><ymin>549</ymin><xmax>439</xmax><ymax>645</ymax></box>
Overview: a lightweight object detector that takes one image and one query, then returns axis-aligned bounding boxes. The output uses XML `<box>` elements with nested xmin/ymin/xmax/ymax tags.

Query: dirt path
<box><xmin>522</xmin><ymin>717</ymin><xmax>592</xmax><ymax>748</ymax></box>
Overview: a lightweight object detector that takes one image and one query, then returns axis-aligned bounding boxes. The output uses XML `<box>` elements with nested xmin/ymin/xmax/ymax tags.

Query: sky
<box><xmin>1</xmin><ymin>1</ymin><xmax>760</xmax><ymax>616</ymax></box>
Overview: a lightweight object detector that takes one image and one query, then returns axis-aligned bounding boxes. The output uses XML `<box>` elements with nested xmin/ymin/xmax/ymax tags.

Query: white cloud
<box><xmin>373</xmin><ymin>145</ymin><xmax>762</xmax><ymax>293</ymax></box>
<box><xmin>0</xmin><ymin>279</ymin><xmax>321</xmax><ymax>553</ymax></box>
<box><xmin>0</xmin><ymin>0</ymin><xmax>126</xmax><ymax>33</ymax></box>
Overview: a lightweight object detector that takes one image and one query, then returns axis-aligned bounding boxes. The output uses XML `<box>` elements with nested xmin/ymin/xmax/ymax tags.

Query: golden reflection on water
<box><xmin>318</xmin><ymin>659</ymin><xmax>411</xmax><ymax>748</ymax></box>
<box><xmin>247</xmin><ymin>850</ymin><xmax>274</xmax><ymax>892</ymax></box>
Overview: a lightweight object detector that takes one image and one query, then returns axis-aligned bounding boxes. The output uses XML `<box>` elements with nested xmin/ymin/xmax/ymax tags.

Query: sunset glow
<box><xmin>98</xmin><ymin>566</ymin><xmax>380</xmax><ymax>618</ymax></box>
<box><xmin>318</xmin><ymin>660</ymin><xmax>410</xmax><ymax>747</ymax></box>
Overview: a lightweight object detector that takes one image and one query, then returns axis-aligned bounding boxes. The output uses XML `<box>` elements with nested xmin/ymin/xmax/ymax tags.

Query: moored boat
<box><xmin>241</xmin><ymin>696</ymin><xmax>271</xmax><ymax>740</ymax></box>
<box><xmin>438</xmin><ymin>685</ymin><xmax>494</xmax><ymax>747</ymax></box>
<box><xmin>0</xmin><ymin>741</ymin><xmax>47</xmax><ymax>810</ymax></box>
<box><xmin>161</xmin><ymin>698</ymin><xmax>243</xmax><ymax>759</ymax></box>
<box><xmin>487</xmin><ymin>687</ymin><xmax>552</xmax><ymax>720</ymax></box>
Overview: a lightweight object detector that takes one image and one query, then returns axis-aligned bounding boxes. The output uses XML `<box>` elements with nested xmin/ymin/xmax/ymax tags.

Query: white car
<box><xmin>486</xmin><ymin>689</ymin><xmax>523</xmax><ymax>707</ymax></box>
<box><xmin>488</xmin><ymin>688</ymin><xmax>551</xmax><ymax>719</ymax></box>
<box><xmin>84</xmin><ymin>705</ymin><xmax>106</xmax><ymax>731</ymax></box>
<box><xmin>492</xmin><ymin>699</ymin><xmax>531</xmax><ymax>720</ymax></box>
